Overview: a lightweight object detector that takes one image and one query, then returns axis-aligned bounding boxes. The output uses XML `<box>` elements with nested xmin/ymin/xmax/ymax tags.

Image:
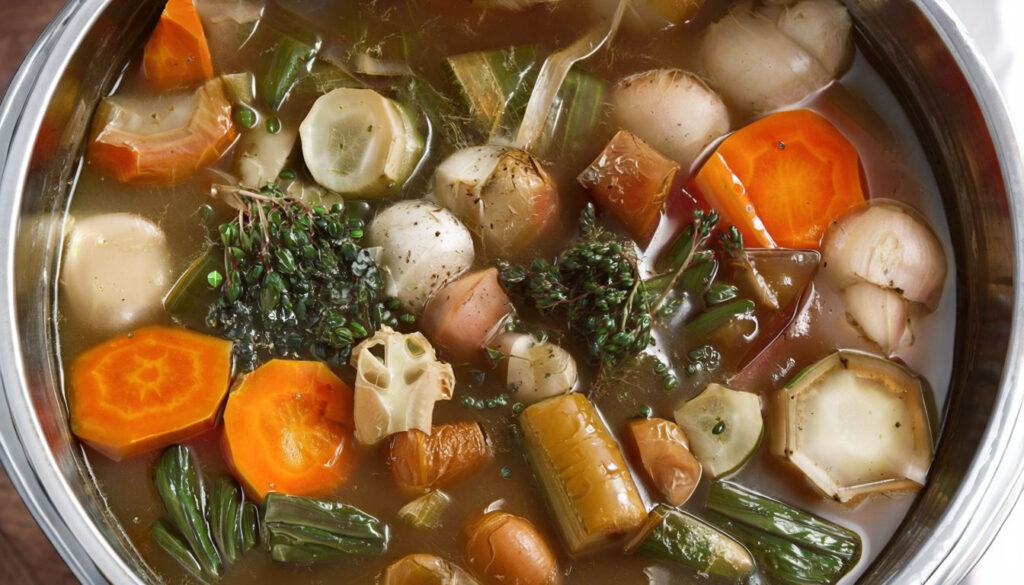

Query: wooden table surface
<box><xmin>2</xmin><ymin>2</ymin><xmax>82</xmax><ymax>583</ymax></box>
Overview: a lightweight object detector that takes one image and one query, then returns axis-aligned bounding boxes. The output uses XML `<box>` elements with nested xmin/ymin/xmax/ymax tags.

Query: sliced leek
<box><xmin>519</xmin><ymin>393</ymin><xmax>647</xmax><ymax>554</ymax></box>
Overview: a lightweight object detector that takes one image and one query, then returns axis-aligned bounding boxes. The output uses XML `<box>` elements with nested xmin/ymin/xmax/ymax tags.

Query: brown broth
<box><xmin>60</xmin><ymin>1</ymin><xmax>956</xmax><ymax>584</ymax></box>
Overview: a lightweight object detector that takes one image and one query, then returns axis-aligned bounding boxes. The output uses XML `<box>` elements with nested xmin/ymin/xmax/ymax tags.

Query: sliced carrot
<box><xmin>420</xmin><ymin>268</ymin><xmax>514</xmax><ymax>364</ymax></box>
<box><xmin>578</xmin><ymin>129</ymin><xmax>680</xmax><ymax>244</ymax></box>
<box><xmin>88</xmin><ymin>78</ymin><xmax>236</xmax><ymax>186</ymax></box>
<box><xmin>69</xmin><ymin>325</ymin><xmax>232</xmax><ymax>461</ymax></box>
<box><xmin>693</xmin><ymin>109</ymin><xmax>867</xmax><ymax>249</ymax></box>
<box><xmin>222</xmin><ymin>359</ymin><xmax>358</xmax><ymax>501</ymax></box>
<box><xmin>143</xmin><ymin>0</ymin><xmax>214</xmax><ymax>91</ymax></box>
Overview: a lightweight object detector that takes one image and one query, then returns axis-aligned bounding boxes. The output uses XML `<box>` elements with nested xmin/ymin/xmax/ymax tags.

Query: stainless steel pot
<box><xmin>1</xmin><ymin>1</ymin><xmax>1022</xmax><ymax>583</ymax></box>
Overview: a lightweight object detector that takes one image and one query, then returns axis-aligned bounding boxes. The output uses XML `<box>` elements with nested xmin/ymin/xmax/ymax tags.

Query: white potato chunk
<box><xmin>61</xmin><ymin>213</ymin><xmax>171</xmax><ymax>333</ymax></box>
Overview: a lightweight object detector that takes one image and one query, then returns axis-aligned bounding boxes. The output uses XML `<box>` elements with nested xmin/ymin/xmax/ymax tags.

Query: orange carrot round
<box><xmin>222</xmin><ymin>360</ymin><xmax>359</xmax><ymax>501</ymax></box>
<box><xmin>693</xmin><ymin>109</ymin><xmax>867</xmax><ymax>249</ymax></box>
<box><xmin>69</xmin><ymin>325</ymin><xmax>233</xmax><ymax>461</ymax></box>
<box><xmin>143</xmin><ymin>0</ymin><xmax>214</xmax><ymax>91</ymax></box>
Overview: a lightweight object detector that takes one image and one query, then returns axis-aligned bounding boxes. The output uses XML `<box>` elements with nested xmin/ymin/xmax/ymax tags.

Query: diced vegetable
<box><xmin>499</xmin><ymin>205</ymin><xmax>652</xmax><ymax>369</ymax></box>
<box><xmin>398</xmin><ymin>490</ymin><xmax>452</xmax><ymax>529</ymax></box>
<box><xmin>841</xmin><ymin>282</ymin><xmax>913</xmax><ymax>354</ymax></box>
<box><xmin>154</xmin><ymin>445</ymin><xmax>223</xmax><ymax>579</ymax></box>
<box><xmin>222</xmin><ymin>360</ymin><xmax>358</xmax><ymax>500</ymax></box>
<box><xmin>194</xmin><ymin>1</ymin><xmax>263</xmax><ymax>67</ymax></box>
<box><xmin>519</xmin><ymin>393</ymin><xmax>647</xmax><ymax>554</ymax></box>
<box><xmin>61</xmin><ymin>213</ymin><xmax>171</xmax><ymax>334</ymax></box>
<box><xmin>388</xmin><ymin>422</ymin><xmax>492</xmax><ymax>494</ymax></box>
<box><xmin>701</xmin><ymin>0</ymin><xmax>852</xmax><ymax>114</ymax></box>
<box><xmin>694</xmin><ymin>109</ymin><xmax>866</xmax><ymax>249</ymax></box>
<box><xmin>143</xmin><ymin>0</ymin><xmax>215</xmax><ymax>91</ymax></box>
<box><xmin>707</xmin><ymin>481</ymin><xmax>862</xmax><ymax>585</ymax></box>
<box><xmin>626</xmin><ymin>504</ymin><xmax>754</xmax><ymax>581</ymax></box>
<box><xmin>578</xmin><ymin>129</ymin><xmax>680</xmax><ymax>243</ymax></box>
<box><xmin>234</xmin><ymin>124</ymin><xmax>299</xmax><ymax>189</ymax></box>
<box><xmin>381</xmin><ymin>554</ymin><xmax>481</xmax><ymax>585</ymax></box>
<box><xmin>674</xmin><ymin>383</ymin><xmax>763</xmax><ymax>478</ymax></box>
<box><xmin>445</xmin><ymin>46</ymin><xmax>605</xmax><ymax>152</ymax></box>
<box><xmin>220</xmin><ymin>71</ymin><xmax>256</xmax><ymax>106</ymax></box>
<box><xmin>350</xmin><ymin>326</ymin><xmax>455</xmax><ymax>445</ymax></box>
<box><xmin>261</xmin><ymin>35</ymin><xmax>321</xmax><ymax>111</ymax></box>
<box><xmin>491</xmin><ymin>332</ymin><xmax>578</xmax><ymax>403</ymax></box>
<box><xmin>463</xmin><ymin>511</ymin><xmax>561</xmax><ymax>585</ymax></box>
<box><xmin>769</xmin><ymin>350</ymin><xmax>933</xmax><ymax>503</ymax></box>
<box><xmin>367</xmin><ymin>200</ymin><xmax>476</xmax><ymax>313</ymax></box>
<box><xmin>299</xmin><ymin>87</ymin><xmax>423</xmax><ymax>197</ymax></box>
<box><xmin>69</xmin><ymin>326</ymin><xmax>232</xmax><ymax>460</ymax></box>
<box><xmin>421</xmin><ymin>268</ymin><xmax>515</xmax><ymax>363</ymax></box>
<box><xmin>822</xmin><ymin>201</ymin><xmax>948</xmax><ymax>310</ymax></box>
<box><xmin>434</xmin><ymin>145</ymin><xmax>558</xmax><ymax>260</ymax></box>
<box><xmin>609</xmin><ymin>69</ymin><xmax>729</xmax><ymax>171</ymax></box>
<box><xmin>88</xmin><ymin>77</ymin><xmax>236</xmax><ymax>185</ymax></box>
<box><xmin>626</xmin><ymin>418</ymin><xmax>702</xmax><ymax>507</ymax></box>
<box><xmin>261</xmin><ymin>493</ymin><xmax>388</xmax><ymax>563</ymax></box>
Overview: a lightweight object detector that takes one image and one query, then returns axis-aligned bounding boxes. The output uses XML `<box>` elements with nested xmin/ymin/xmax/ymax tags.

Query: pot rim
<box><xmin>1</xmin><ymin>1</ymin><xmax>1022</xmax><ymax>584</ymax></box>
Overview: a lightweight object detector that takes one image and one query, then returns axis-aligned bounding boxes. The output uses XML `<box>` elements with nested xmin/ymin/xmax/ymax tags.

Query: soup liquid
<box><xmin>60</xmin><ymin>1</ymin><xmax>956</xmax><ymax>583</ymax></box>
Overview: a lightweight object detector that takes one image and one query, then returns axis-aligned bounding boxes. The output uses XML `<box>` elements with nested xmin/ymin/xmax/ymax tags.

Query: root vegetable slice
<box><xmin>626</xmin><ymin>418</ymin><xmax>702</xmax><ymax>507</ymax></box>
<box><xmin>299</xmin><ymin>87</ymin><xmax>423</xmax><ymax>197</ymax></box>
<box><xmin>61</xmin><ymin>212</ymin><xmax>171</xmax><ymax>334</ymax></box>
<box><xmin>769</xmin><ymin>350</ymin><xmax>933</xmax><ymax>503</ymax></box>
<box><xmin>420</xmin><ymin>268</ymin><xmax>515</xmax><ymax>364</ymax></box>
<box><xmin>69</xmin><ymin>326</ymin><xmax>232</xmax><ymax>460</ymax></box>
<box><xmin>222</xmin><ymin>359</ymin><xmax>358</xmax><ymax>500</ymax></box>
<box><xmin>674</xmin><ymin>383</ymin><xmax>763</xmax><ymax>478</ymax></box>
<box><xmin>88</xmin><ymin>78</ymin><xmax>236</xmax><ymax>186</ymax></box>
<box><xmin>388</xmin><ymin>422</ymin><xmax>492</xmax><ymax>494</ymax></box>
<box><xmin>578</xmin><ymin>129</ymin><xmax>680</xmax><ymax>243</ymax></box>
<box><xmin>143</xmin><ymin>0</ymin><xmax>214</xmax><ymax>91</ymax></box>
<box><xmin>519</xmin><ymin>393</ymin><xmax>647</xmax><ymax>554</ymax></box>
<box><xmin>463</xmin><ymin>511</ymin><xmax>561</xmax><ymax>585</ymax></box>
<box><xmin>491</xmin><ymin>332</ymin><xmax>577</xmax><ymax>403</ymax></box>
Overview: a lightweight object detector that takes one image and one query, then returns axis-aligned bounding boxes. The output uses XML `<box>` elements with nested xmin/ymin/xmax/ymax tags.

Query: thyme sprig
<box><xmin>500</xmin><ymin>204</ymin><xmax>652</xmax><ymax>370</ymax></box>
<box><xmin>205</xmin><ymin>184</ymin><xmax>399</xmax><ymax>371</ymax></box>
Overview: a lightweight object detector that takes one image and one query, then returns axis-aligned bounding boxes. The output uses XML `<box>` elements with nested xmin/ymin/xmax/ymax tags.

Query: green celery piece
<box><xmin>716</xmin><ymin>519</ymin><xmax>849</xmax><ymax>585</ymax></box>
<box><xmin>163</xmin><ymin>251</ymin><xmax>221</xmax><ymax>316</ymax></box>
<box><xmin>151</xmin><ymin>520</ymin><xmax>205</xmax><ymax>581</ymax></box>
<box><xmin>262</xmin><ymin>493</ymin><xmax>388</xmax><ymax>563</ymax></box>
<box><xmin>445</xmin><ymin>46</ymin><xmax>538</xmax><ymax>139</ymax></box>
<box><xmin>631</xmin><ymin>504</ymin><xmax>755</xmax><ymax>581</ymax></box>
<box><xmin>680</xmin><ymin>257</ymin><xmax>719</xmax><ymax>296</ymax></box>
<box><xmin>686</xmin><ymin>298</ymin><xmax>755</xmax><ymax>337</ymax></box>
<box><xmin>240</xmin><ymin>502</ymin><xmax>259</xmax><ymax>554</ymax></box>
<box><xmin>707</xmin><ymin>482</ymin><xmax>862</xmax><ymax>565</ymax></box>
<box><xmin>706</xmin><ymin>282</ymin><xmax>740</xmax><ymax>305</ymax></box>
<box><xmin>541</xmin><ymin>67</ymin><xmax>606</xmax><ymax>155</ymax></box>
<box><xmin>210</xmin><ymin>478</ymin><xmax>242</xmax><ymax>565</ymax></box>
<box><xmin>261</xmin><ymin>35</ymin><xmax>322</xmax><ymax>111</ymax></box>
<box><xmin>154</xmin><ymin>446</ymin><xmax>222</xmax><ymax>578</ymax></box>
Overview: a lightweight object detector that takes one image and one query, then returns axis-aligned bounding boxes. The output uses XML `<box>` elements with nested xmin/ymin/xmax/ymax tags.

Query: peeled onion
<box><xmin>822</xmin><ymin>202</ymin><xmax>947</xmax><ymax>310</ymax></box>
<box><xmin>493</xmin><ymin>332</ymin><xmax>578</xmax><ymax>403</ymax></box>
<box><xmin>434</xmin><ymin>145</ymin><xmax>558</xmax><ymax>260</ymax></box>
<box><xmin>367</xmin><ymin>200</ymin><xmax>476</xmax><ymax>313</ymax></box>
<box><xmin>842</xmin><ymin>282</ymin><xmax>913</xmax><ymax>355</ymax></box>
<box><xmin>610</xmin><ymin>69</ymin><xmax>729</xmax><ymax>170</ymax></box>
<box><xmin>701</xmin><ymin>0</ymin><xmax>852</xmax><ymax>114</ymax></box>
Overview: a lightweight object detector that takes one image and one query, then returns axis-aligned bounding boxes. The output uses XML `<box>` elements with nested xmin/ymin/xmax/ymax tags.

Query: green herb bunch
<box><xmin>206</xmin><ymin>185</ymin><xmax>399</xmax><ymax>371</ymax></box>
<box><xmin>500</xmin><ymin>204</ymin><xmax>652</xmax><ymax>369</ymax></box>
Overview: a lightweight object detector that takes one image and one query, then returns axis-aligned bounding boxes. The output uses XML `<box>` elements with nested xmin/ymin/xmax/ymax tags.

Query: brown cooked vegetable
<box><xmin>380</xmin><ymin>553</ymin><xmax>481</xmax><ymax>585</ymax></box>
<box><xmin>421</xmin><ymin>268</ymin><xmax>515</xmax><ymax>364</ymax></box>
<box><xmin>519</xmin><ymin>393</ymin><xmax>648</xmax><ymax>554</ymax></box>
<box><xmin>627</xmin><ymin>417</ymin><xmax>702</xmax><ymax>507</ymax></box>
<box><xmin>388</xmin><ymin>422</ymin><xmax>492</xmax><ymax>494</ymax></box>
<box><xmin>463</xmin><ymin>510</ymin><xmax>561</xmax><ymax>585</ymax></box>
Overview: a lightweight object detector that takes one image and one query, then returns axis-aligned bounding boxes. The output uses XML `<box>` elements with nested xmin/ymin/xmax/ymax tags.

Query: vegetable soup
<box><xmin>58</xmin><ymin>0</ymin><xmax>956</xmax><ymax>583</ymax></box>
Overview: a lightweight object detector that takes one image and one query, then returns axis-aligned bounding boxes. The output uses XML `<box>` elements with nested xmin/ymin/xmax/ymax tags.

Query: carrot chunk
<box><xmin>69</xmin><ymin>325</ymin><xmax>233</xmax><ymax>461</ymax></box>
<box><xmin>693</xmin><ymin>109</ymin><xmax>867</xmax><ymax>249</ymax></box>
<box><xmin>578</xmin><ymin>129</ymin><xmax>680</xmax><ymax>244</ymax></box>
<box><xmin>143</xmin><ymin>0</ymin><xmax>214</xmax><ymax>91</ymax></box>
<box><xmin>222</xmin><ymin>360</ymin><xmax>358</xmax><ymax>501</ymax></box>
